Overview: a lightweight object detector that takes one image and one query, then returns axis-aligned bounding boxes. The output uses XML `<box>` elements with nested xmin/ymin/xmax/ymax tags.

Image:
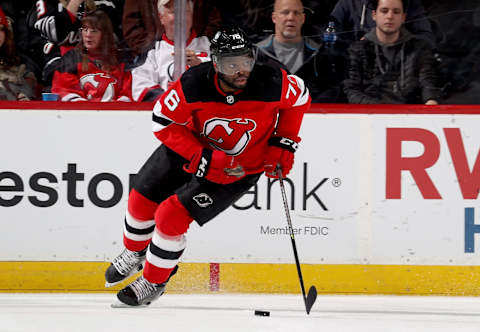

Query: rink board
<box><xmin>2</xmin><ymin>262</ymin><xmax>480</xmax><ymax>295</ymax></box>
<box><xmin>1</xmin><ymin>102</ymin><xmax>480</xmax><ymax>294</ymax></box>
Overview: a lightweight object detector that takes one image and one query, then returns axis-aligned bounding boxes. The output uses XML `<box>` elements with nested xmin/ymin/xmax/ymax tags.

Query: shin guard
<box><xmin>123</xmin><ymin>189</ymin><xmax>158</xmax><ymax>251</ymax></box>
<box><xmin>144</xmin><ymin>195</ymin><xmax>193</xmax><ymax>283</ymax></box>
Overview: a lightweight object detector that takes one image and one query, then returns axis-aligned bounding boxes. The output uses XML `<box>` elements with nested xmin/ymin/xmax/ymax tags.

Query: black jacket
<box><xmin>344</xmin><ymin>27</ymin><xmax>441</xmax><ymax>104</ymax></box>
<box><xmin>330</xmin><ymin>0</ymin><xmax>436</xmax><ymax>49</ymax></box>
<box><xmin>255</xmin><ymin>35</ymin><xmax>347</xmax><ymax>103</ymax></box>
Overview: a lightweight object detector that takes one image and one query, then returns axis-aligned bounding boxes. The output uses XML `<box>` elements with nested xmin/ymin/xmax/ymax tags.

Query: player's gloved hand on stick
<box><xmin>263</xmin><ymin>136</ymin><xmax>300</xmax><ymax>178</ymax></box>
<box><xmin>184</xmin><ymin>148</ymin><xmax>245</xmax><ymax>184</ymax></box>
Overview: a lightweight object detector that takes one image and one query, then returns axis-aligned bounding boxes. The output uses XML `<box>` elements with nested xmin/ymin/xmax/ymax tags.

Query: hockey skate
<box><xmin>111</xmin><ymin>265</ymin><xmax>179</xmax><ymax>308</ymax></box>
<box><xmin>104</xmin><ymin>248</ymin><xmax>147</xmax><ymax>287</ymax></box>
<box><xmin>112</xmin><ymin>275</ymin><xmax>166</xmax><ymax>307</ymax></box>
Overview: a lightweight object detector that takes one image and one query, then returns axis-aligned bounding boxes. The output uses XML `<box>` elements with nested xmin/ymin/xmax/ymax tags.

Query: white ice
<box><xmin>1</xmin><ymin>293</ymin><xmax>480</xmax><ymax>332</ymax></box>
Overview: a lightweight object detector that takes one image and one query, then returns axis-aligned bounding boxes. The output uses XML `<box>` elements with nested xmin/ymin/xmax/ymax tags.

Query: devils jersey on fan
<box><xmin>51</xmin><ymin>49</ymin><xmax>132</xmax><ymax>102</ymax></box>
<box><xmin>153</xmin><ymin>62</ymin><xmax>311</xmax><ymax>174</ymax></box>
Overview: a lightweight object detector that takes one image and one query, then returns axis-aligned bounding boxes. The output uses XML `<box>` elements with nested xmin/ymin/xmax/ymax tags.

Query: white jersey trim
<box><xmin>61</xmin><ymin>93</ymin><xmax>87</xmax><ymax>102</ymax></box>
<box><xmin>117</xmin><ymin>96</ymin><xmax>132</xmax><ymax>102</ymax></box>
<box><xmin>125</xmin><ymin>211</ymin><xmax>156</xmax><ymax>230</ymax></box>
<box><xmin>146</xmin><ymin>251</ymin><xmax>179</xmax><ymax>269</ymax></box>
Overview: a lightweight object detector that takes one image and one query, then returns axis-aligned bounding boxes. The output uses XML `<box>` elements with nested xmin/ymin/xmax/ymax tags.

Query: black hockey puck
<box><xmin>254</xmin><ymin>310</ymin><xmax>270</xmax><ymax>316</ymax></box>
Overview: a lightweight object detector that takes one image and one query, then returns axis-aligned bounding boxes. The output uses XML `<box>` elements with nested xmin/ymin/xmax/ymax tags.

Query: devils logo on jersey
<box><xmin>203</xmin><ymin>118</ymin><xmax>256</xmax><ymax>156</ymax></box>
<box><xmin>80</xmin><ymin>73</ymin><xmax>117</xmax><ymax>101</ymax></box>
<box><xmin>193</xmin><ymin>193</ymin><xmax>214</xmax><ymax>208</ymax></box>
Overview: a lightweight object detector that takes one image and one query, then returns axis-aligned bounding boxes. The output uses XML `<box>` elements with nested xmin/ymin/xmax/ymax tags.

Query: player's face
<box><xmin>272</xmin><ymin>0</ymin><xmax>305</xmax><ymax>43</ymax></box>
<box><xmin>159</xmin><ymin>4</ymin><xmax>193</xmax><ymax>40</ymax></box>
<box><xmin>372</xmin><ymin>0</ymin><xmax>405</xmax><ymax>35</ymax></box>
<box><xmin>215</xmin><ymin>55</ymin><xmax>255</xmax><ymax>90</ymax></box>
<box><xmin>216</xmin><ymin>55</ymin><xmax>255</xmax><ymax>76</ymax></box>
<box><xmin>81</xmin><ymin>25</ymin><xmax>102</xmax><ymax>52</ymax></box>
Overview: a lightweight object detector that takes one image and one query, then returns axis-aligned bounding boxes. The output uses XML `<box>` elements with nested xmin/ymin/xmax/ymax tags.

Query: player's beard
<box><xmin>218</xmin><ymin>72</ymin><xmax>249</xmax><ymax>91</ymax></box>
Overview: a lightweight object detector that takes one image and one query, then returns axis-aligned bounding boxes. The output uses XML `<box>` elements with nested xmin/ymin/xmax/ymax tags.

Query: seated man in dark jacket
<box><xmin>330</xmin><ymin>0</ymin><xmax>435</xmax><ymax>49</ymax></box>
<box><xmin>255</xmin><ymin>0</ymin><xmax>347</xmax><ymax>103</ymax></box>
<box><xmin>343</xmin><ymin>0</ymin><xmax>441</xmax><ymax>104</ymax></box>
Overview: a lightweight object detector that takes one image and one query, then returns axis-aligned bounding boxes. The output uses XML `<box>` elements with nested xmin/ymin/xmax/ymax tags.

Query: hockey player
<box><xmin>105</xmin><ymin>27</ymin><xmax>311</xmax><ymax>307</ymax></box>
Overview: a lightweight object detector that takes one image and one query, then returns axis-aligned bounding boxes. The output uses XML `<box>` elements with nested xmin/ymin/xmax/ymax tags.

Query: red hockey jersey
<box><xmin>51</xmin><ymin>49</ymin><xmax>132</xmax><ymax>102</ymax></box>
<box><xmin>152</xmin><ymin>62</ymin><xmax>311</xmax><ymax>175</ymax></box>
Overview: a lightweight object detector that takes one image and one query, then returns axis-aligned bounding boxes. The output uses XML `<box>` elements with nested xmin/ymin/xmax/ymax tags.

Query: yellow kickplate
<box><xmin>0</xmin><ymin>262</ymin><xmax>210</xmax><ymax>293</ymax></box>
<box><xmin>220</xmin><ymin>264</ymin><xmax>480</xmax><ymax>295</ymax></box>
<box><xmin>2</xmin><ymin>262</ymin><xmax>480</xmax><ymax>295</ymax></box>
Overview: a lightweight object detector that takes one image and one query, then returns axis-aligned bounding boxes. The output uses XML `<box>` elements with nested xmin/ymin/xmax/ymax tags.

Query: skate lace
<box><xmin>130</xmin><ymin>276</ymin><xmax>159</xmax><ymax>301</ymax></box>
<box><xmin>112</xmin><ymin>249</ymin><xmax>140</xmax><ymax>276</ymax></box>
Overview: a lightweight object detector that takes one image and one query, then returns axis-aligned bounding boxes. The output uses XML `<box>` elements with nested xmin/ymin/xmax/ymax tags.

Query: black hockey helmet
<box><xmin>210</xmin><ymin>27</ymin><xmax>255</xmax><ymax>74</ymax></box>
<box><xmin>210</xmin><ymin>27</ymin><xmax>252</xmax><ymax>58</ymax></box>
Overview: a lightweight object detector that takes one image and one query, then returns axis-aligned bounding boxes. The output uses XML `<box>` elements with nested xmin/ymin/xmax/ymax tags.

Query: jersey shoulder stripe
<box><xmin>286</xmin><ymin>74</ymin><xmax>310</xmax><ymax>107</ymax></box>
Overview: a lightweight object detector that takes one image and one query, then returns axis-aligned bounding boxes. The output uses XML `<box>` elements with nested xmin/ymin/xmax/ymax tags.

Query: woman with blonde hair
<box><xmin>51</xmin><ymin>10</ymin><xmax>132</xmax><ymax>101</ymax></box>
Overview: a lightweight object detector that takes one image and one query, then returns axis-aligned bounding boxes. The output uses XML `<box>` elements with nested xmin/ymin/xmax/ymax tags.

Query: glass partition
<box><xmin>0</xmin><ymin>0</ymin><xmax>478</xmax><ymax>104</ymax></box>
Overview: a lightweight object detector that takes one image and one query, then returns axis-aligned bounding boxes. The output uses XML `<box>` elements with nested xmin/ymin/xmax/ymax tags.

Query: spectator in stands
<box><xmin>330</xmin><ymin>0</ymin><xmax>436</xmax><ymax>48</ymax></box>
<box><xmin>0</xmin><ymin>1</ymin><xmax>40</xmax><ymax>82</ymax></box>
<box><xmin>0</xmin><ymin>6</ymin><xmax>38</xmax><ymax>101</ymax></box>
<box><xmin>343</xmin><ymin>0</ymin><xmax>441</xmax><ymax>104</ymax></box>
<box><xmin>131</xmin><ymin>0</ymin><xmax>210</xmax><ymax>102</ymax></box>
<box><xmin>123</xmin><ymin>0</ymin><xmax>220</xmax><ymax>58</ymax></box>
<box><xmin>27</xmin><ymin>0</ymin><xmax>124</xmax><ymax>86</ymax></box>
<box><xmin>424</xmin><ymin>0</ymin><xmax>480</xmax><ymax>104</ymax></box>
<box><xmin>51</xmin><ymin>10</ymin><xmax>132</xmax><ymax>101</ymax></box>
<box><xmin>255</xmin><ymin>0</ymin><xmax>347</xmax><ymax>102</ymax></box>
<box><xmin>214</xmin><ymin>0</ymin><xmax>339</xmax><ymax>43</ymax></box>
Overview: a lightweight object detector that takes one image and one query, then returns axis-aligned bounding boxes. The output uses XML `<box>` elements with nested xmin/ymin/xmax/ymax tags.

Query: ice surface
<box><xmin>1</xmin><ymin>293</ymin><xmax>480</xmax><ymax>332</ymax></box>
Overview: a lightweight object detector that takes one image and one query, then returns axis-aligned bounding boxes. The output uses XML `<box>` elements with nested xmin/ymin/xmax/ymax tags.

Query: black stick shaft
<box><xmin>277</xmin><ymin>168</ymin><xmax>309</xmax><ymax>311</ymax></box>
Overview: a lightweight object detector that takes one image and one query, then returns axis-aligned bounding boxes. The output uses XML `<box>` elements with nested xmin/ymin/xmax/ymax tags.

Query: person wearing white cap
<box><xmin>131</xmin><ymin>0</ymin><xmax>211</xmax><ymax>101</ymax></box>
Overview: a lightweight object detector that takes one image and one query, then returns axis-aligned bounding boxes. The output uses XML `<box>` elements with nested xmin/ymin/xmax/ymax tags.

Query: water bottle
<box><xmin>323</xmin><ymin>21</ymin><xmax>337</xmax><ymax>48</ymax></box>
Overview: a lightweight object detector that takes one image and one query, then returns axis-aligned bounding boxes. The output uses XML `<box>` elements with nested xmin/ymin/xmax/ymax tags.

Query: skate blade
<box><xmin>105</xmin><ymin>281</ymin><xmax>120</xmax><ymax>288</ymax></box>
<box><xmin>110</xmin><ymin>299</ymin><xmax>151</xmax><ymax>308</ymax></box>
<box><xmin>105</xmin><ymin>263</ymin><xmax>145</xmax><ymax>288</ymax></box>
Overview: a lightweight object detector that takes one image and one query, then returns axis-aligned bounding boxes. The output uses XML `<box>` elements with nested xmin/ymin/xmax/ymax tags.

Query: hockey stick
<box><xmin>277</xmin><ymin>167</ymin><xmax>317</xmax><ymax>315</ymax></box>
